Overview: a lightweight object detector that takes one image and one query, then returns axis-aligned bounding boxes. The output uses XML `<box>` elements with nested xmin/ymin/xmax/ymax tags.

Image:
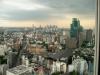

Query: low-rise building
<box><xmin>6</xmin><ymin>65</ymin><xmax>32</xmax><ymax>75</ymax></box>
<box><xmin>27</xmin><ymin>44</ymin><xmax>46</xmax><ymax>55</ymax></box>
<box><xmin>66</xmin><ymin>37</ymin><xmax>77</xmax><ymax>49</ymax></box>
<box><xmin>0</xmin><ymin>44</ymin><xmax>9</xmax><ymax>56</ymax></box>
<box><xmin>46</xmin><ymin>49</ymin><xmax>73</xmax><ymax>74</ymax></box>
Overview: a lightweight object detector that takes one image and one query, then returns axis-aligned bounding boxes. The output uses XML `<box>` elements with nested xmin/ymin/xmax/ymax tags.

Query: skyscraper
<box><xmin>7</xmin><ymin>51</ymin><xmax>17</xmax><ymax>68</ymax></box>
<box><xmin>70</xmin><ymin>18</ymin><xmax>83</xmax><ymax>48</ymax></box>
<box><xmin>86</xmin><ymin>29</ymin><xmax>93</xmax><ymax>42</ymax></box>
<box><xmin>70</xmin><ymin>18</ymin><xmax>83</xmax><ymax>38</ymax></box>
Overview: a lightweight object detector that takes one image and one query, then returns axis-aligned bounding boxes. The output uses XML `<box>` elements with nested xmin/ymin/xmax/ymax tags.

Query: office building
<box><xmin>7</xmin><ymin>51</ymin><xmax>18</xmax><ymax>68</ymax></box>
<box><xmin>70</xmin><ymin>18</ymin><xmax>83</xmax><ymax>38</ymax></box>
<box><xmin>86</xmin><ymin>29</ymin><xmax>93</xmax><ymax>42</ymax></box>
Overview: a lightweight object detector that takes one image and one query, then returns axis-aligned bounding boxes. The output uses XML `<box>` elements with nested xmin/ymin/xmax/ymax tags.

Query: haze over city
<box><xmin>0</xmin><ymin>0</ymin><xmax>96</xmax><ymax>75</ymax></box>
<box><xmin>0</xmin><ymin>0</ymin><xmax>96</xmax><ymax>29</ymax></box>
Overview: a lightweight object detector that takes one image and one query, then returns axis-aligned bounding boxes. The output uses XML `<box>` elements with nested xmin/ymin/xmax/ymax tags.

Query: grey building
<box><xmin>6</xmin><ymin>65</ymin><xmax>32</xmax><ymax>75</ymax></box>
<box><xmin>0</xmin><ymin>64</ymin><xmax>8</xmax><ymax>75</ymax></box>
<box><xmin>86</xmin><ymin>29</ymin><xmax>93</xmax><ymax>42</ymax></box>
<box><xmin>7</xmin><ymin>51</ymin><xmax>18</xmax><ymax>68</ymax></box>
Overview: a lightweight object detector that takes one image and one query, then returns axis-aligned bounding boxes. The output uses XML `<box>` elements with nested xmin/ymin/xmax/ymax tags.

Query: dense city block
<box><xmin>0</xmin><ymin>18</ymin><xmax>95</xmax><ymax>75</ymax></box>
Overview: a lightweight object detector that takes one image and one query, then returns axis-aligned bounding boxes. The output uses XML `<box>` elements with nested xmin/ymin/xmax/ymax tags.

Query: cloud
<box><xmin>2</xmin><ymin>0</ymin><xmax>49</xmax><ymax>11</ymax></box>
<box><xmin>0</xmin><ymin>0</ymin><xmax>96</xmax><ymax>21</ymax></box>
<box><xmin>33</xmin><ymin>0</ymin><xmax>96</xmax><ymax>14</ymax></box>
<box><xmin>1</xmin><ymin>10</ymin><xmax>48</xmax><ymax>21</ymax></box>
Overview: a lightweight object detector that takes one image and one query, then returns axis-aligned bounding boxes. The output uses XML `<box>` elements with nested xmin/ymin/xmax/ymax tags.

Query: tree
<box><xmin>52</xmin><ymin>71</ymin><xmax>64</xmax><ymax>75</ymax></box>
<box><xmin>81</xmin><ymin>41</ymin><xmax>89</xmax><ymax>48</ymax></box>
<box><xmin>73</xmin><ymin>48</ymin><xmax>94</xmax><ymax>62</ymax></box>
<box><xmin>0</xmin><ymin>55</ymin><xmax>7</xmax><ymax>64</ymax></box>
<box><xmin>68</xmin><ymin>56</ymin><xmax>73</xmax><ymax>65</ymax></box>
<box><xmin>69</xmin><ymin>70</ymin><xmax>80</xmax><ymax>75</ymax></box>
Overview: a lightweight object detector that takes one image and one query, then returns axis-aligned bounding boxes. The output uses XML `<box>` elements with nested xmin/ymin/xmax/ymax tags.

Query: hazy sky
<box><xmin>0</xmin><ymin>0</ymin><xmax>96</xmax><ymax>28</ymax></box>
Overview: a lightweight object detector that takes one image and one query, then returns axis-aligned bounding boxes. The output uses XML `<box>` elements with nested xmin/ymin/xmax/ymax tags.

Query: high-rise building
<box><xmin>70</xmin><ymin>18</ymin><xmax>84</xmax><ymax>48</ymax></box>
<box><xmin>70</xmin><ymin>18</ymin><xmax>83</xmax><ymax>38</ymax></box>
<box><xmin>86</xmin><ymin>29</ymin><xmax>93</xmax><ymax>42</ymax></box>
<box><xmin>79</xmin><ymin>32</ymin><xmax>85</xmax><ymax>47</ymax></box>
<box><xmin>7</xmin><ymin>51</ymin><xmax>18</xmax><ymax>68</ymax></box>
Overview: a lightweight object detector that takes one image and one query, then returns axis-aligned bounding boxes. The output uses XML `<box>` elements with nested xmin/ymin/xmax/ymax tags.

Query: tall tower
<box><xmin>7</xmin><ymin>51</ymin><xmax>17</xmax><ymax>68</ymax></box>
<box><xmin>70</xmin><ymin>18</ymin><xmax>83</xmax><ymax>48</ymax></box>
<box><xmin>70</xmin><ymin>18</ymin><xmax>82</xmax><ymax>38</ymax></box>
<box><xmin>86</xmin><ymin>29</ymin><xmax>93</xmax><ymax>42</ymax></box>
<box><xmin>16</xmin><ymin>34</ymin><xmax>29</xmax><ymax>66</ymax></box>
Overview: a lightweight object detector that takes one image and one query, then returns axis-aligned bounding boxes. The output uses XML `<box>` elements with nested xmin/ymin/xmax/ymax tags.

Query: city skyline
<box><xmin>0</xmin><ymin>0</ymin><xmax>96</xmax><ymax>29</ymax></box>
<box><xmin>0</xmin><ymin>0</ymin><xmax>96</xmax><ymax>75</ymax></box>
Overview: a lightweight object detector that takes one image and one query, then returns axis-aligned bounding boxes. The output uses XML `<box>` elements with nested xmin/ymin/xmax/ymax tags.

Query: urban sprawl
<box><xmin>0</xmin><ymin>18</ymin><xmax>95</xmax><ymax>75</ymax></box>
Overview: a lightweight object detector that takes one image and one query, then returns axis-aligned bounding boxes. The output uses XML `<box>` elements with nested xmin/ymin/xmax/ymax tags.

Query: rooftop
<box><xmin>47</xmin><ymin>48</ymin><xmax>73</xmax><ymax>62</ymax></box>
<box><xmin>7</xmin><ymin>65</ymin><xmax>32</xmax><ymax>74</ymax></box>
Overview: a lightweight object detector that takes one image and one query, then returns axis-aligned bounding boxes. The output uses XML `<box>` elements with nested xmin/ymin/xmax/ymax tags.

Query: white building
<box><xmin>51</xmin><ymin>61</ymin><xmax>67</xmax><ymax>73</ymax></box>
<box><xmin>21</xmin><ymin>55</ymin><xmax>29</xmax><ymax>67</ymax></box>
<box><xmin>0</xmin><ymin>64</ymin><xmax>8</xmax><ymax>75</ymax></box>
<box><xmin>0</xmin><ymin>44</ymin><xmax>10</xmax><ymax>56</ymax></box>
<box><xmin>72</xmin><ymin>58</ymin><xmax>88</xmax><ymax>75</ymax></box>
<box><xmin>6</xmin><ymin>65</ymin><xmax>32</xmax><ymax>75</ymax></box>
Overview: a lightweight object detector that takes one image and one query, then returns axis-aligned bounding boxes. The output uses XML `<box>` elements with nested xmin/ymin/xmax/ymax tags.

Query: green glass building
<box><xmin>70</xmin><ymin>18</ymin><xmax>83</xmax><ymax>38</ymax></box>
